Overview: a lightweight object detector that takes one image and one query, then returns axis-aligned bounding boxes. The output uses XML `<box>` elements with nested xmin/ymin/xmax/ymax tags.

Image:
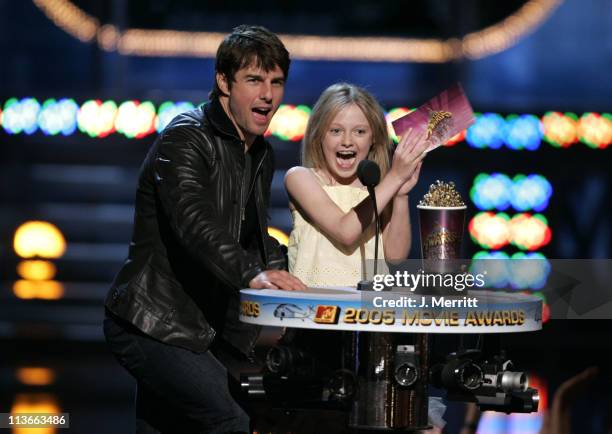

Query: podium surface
<box><xmin>239</xmin><ymin>287</ymin><xmax>542</xmax><ymax>334</ymax></box>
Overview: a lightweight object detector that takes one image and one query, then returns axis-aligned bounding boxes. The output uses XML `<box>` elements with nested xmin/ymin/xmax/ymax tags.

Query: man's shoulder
<box><xmin>157</xmin><ymin>105</ymin><xmax>220</xmax><ymax>151</ymax></box>
<box><xmin>163</xmin><ymin>106</ymin><xmax>209</xmax><ymax>134</ymax></box>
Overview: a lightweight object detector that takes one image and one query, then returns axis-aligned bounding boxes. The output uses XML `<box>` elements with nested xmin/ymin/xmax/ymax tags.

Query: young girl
<box><xmin>284</xmin><ymin>83</ymin><xmax>446</xmax><ymax>431</ymax></box>
<box><xmin>285</xmin><ymin>83</ymin><xmax>429</xmax><ymax>287</ymax></box>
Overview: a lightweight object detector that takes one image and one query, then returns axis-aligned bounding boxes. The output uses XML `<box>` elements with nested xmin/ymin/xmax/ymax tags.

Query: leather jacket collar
<box><xmin>204</xmin><ymin>97</ymin><xmax>267</xmax><ymax>158</ymax></box>
<box><xmin>204</xmin><ymin>97</ymin><xmax>242</xmax><ymax>141</ymax></box>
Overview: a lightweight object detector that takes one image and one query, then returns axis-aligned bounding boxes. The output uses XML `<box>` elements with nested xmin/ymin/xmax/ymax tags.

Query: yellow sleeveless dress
<box><xmin>287</xmin><ymin>174</ymin><xmax>384</xmax><ymax>288</ymax></box>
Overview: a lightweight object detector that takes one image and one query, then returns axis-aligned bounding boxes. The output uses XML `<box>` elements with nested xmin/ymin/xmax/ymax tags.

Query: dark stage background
<box><xmin>0</xmin><ymin>0</ymin><xmax>611</xmax><ymax>433</ymax></box>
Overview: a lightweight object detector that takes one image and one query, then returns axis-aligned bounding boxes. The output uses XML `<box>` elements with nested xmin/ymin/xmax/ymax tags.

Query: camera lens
<box><xmin>266</xmin><ymin>346</ymin><xmax>287</xmax><ymax>374</ymax></box>
<box><xmin>457</xmin><ymin>363</ymin><xmax>483</xmax><ymax>390</ymax></box>
<box><xmin>441</xmin><ymin>358</ymin><xmax>483</xmax><ymax>391</ymax></box>
<box><xmin>395</xmin><ymin>362</ymin><xmax>418</xmax><ymax>387</ymax></box>
<box><xmin>499</xmin><ymin>371</ymin><xmax>528</xmax><ymax>392</ymax></box>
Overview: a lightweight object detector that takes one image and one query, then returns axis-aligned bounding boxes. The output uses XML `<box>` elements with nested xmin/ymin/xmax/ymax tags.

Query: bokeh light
<box><xmin>542</xmin><ymin>111</ymin><xmax>578</xmax><ymax>148</ymax></box>
<box><xmin>13</xmin><ymin>280</ymin><xmax>64</xmax><ymax>300</ymax></box>
<box><xmin>504</xmin><ymin>114</ymin><xmax>542</xmax><ymax>150</ymax></box>
<box><xmin>17</xmin><ymin>260</ymin><xmax>57</xmax><ymax>281</ymax></box>
<box><xmin>115</xmin><ymin>100</ymin><xmax>157</xmax><ymax>139</ymax></box>
<box><xmin>469</xmin><ymin>212</ymin><xmax>511</xmax><ymax>249</ymax></box>
<box><xmin>509</xmin><ymin>213</ymin><xmax>552</xmax><ymax>251</ymax></box>
<box><xmin>471</xmin><ymin>251</ymin><xmax>550</xmax><ymax>290</ymax></box>
<box><xmin>508</xmin><ymin>252</ymin><xmax>550</xmax><ymax>290</ymax></box>
<box><xmin>469</xmin><ymin>213</ymin><xmax>552</xmax><ymax>251</ymax></box>
<box><xmin>0</xmin><ymin>96</ymin><xmax>609</xmax><ymax>148</ymax></box>
<box><xmin>577</xmin><ymin>112</ymin><xmax>612</xmax><ymax>149</ymax></box>
<box><xmin>13</xmin><ymin>221</ymin><xmax>66</xmax><ymax>259</ymax></box>
<box><xmin>2</xmin><ymin>97</ymin><xmax>41</xmax><ymax>135</ymax></box>
<box><xmin>510</xmin><ymin>174</ymin><xmax>553</xmax><ymax>212</ymax></box>
<box><xmin>470</xmin><ymin>173</ymin><xmax>513</xmax><ymax>211</ymax></box>
<box><xmin>471</xmin><ymin>251</ymin><xmax>511</xmax><ymax>288</ymax></box>
<box><xmin>266</xmin><ymin>104</ymin><xmax>311</xmax><ymax>141</ymax></box>
<box><xmin>77</xmin><ymin>99</ymin><xmax>118</xmax><ymax>138</ymax></box>
<box><xmin>156</xmin><ymin>101</ymin><xmax>195</xmax><ymax>132</ymax></box>
<box><xmin>11</xmin><ymin>393</ymin><xmax>61</xmax><ymax>434</ymax></box>
<box><xmin>471</xmin><ymin>173</ymin><xmax>552</xmax><ymax>212</ymax></box>
<box><xmin>466</xmin><ymin>113</ymin><xmax>506</xmax><ymax>149</ymax></box>
<box><xmin>38</xmin><ymin>98</ymin><xmax>79</xmax><ymax>136</ymax></box>
<box><xmin>16</xmin><ymin>367</ymin><xmax>56</xmax><ymax>386</ymax></box>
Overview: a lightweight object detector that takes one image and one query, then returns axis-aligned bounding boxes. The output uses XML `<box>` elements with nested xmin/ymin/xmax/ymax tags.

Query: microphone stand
<box><xmin>367</xmin><ymin>185</ymin><xmax>380</xmax><ymax>278</ymax></box>
<box><xmin>357</xmin><ymin>185</ymin><xmax>381</xmax><ymax>291</ymax></box>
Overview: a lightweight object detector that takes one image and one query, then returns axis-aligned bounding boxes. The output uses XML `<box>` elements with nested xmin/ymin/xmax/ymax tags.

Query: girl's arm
<box><xmin>382</xmin><ymin>160</ymin><xmax>423</xmax><ymax>261</ymax></box>
<box><xmin>285</xmin><ymin>131</ymin><xmax>427</xmax><ymax>249</ymax></box>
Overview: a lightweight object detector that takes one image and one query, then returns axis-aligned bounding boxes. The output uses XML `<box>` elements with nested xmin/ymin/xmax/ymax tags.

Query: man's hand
<box><xmin>249</xmin><ymin>270</ymin><xmax>307</xmax><ymax>290</ymax></box>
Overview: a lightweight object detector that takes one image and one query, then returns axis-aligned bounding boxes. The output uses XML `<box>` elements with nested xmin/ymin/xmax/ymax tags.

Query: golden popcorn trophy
<box><xmin>417</xmin><ymin>181</ymin><xmax>468</xmax><ymax>295</ymax></box>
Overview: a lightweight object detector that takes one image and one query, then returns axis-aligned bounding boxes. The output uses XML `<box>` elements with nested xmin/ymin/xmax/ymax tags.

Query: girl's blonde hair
<box><xmin>301</xmin><ymin>83</ymin><xmax>391</xmax><ymax>178</ymax></box>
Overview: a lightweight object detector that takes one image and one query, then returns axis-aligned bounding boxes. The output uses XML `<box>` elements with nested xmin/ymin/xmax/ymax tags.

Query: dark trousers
<box><xmin>103</xmin><ymin>314</ymin><xmax>250</xmax><ymax>434</ymax></box>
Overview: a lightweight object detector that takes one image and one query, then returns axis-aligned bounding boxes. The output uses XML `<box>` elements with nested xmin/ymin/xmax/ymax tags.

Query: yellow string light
<box><xmin>32</xmin><ymin>0</ymin><xmax>98</xmax><ymax>42</ymax></box>
<box><xmin>33</xmin><ymin>0</ymin><xmax>562</xmax><ymax>62</ymax></box>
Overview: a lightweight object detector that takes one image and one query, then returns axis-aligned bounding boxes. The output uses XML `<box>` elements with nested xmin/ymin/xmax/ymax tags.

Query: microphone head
<box><xmin>357</xmin><ymin>159</ymin><xmax>381</xmax><ymax>187</ymax></box>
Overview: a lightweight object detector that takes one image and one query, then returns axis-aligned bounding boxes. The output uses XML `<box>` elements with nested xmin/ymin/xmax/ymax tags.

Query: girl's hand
<box><xmin>397</xmin><ymin>160</ymin><xmax>423</xmax><ymax>196</ymax></box>
<box><xmin>389</xmin><ymin>127</ymin><xmax>429</xmax><ymax>186</ymax></box>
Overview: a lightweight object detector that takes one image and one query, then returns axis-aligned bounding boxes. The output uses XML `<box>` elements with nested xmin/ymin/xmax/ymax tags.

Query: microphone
<box><xmin>357</xmin><ymin>160</ymin><xmax>381</xmax><ymax>290</ymax></box>
<box><xmin>357</xmin><ymin>159</ymin><xmax>381</xmax><ymax>189</ymax></box>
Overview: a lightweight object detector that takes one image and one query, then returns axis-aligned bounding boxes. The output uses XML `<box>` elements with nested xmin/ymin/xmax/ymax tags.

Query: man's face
<box><xmin>217</xmin><ymin>63</ymin><xmax>285</xmax><ymax>146</ymax></box>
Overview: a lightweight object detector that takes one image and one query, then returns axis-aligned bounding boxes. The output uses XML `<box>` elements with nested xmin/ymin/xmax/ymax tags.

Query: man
<box><xmin>104</xmin><ymin>25</ymin><xmax>305</xmax><ymax>434</ymax></box>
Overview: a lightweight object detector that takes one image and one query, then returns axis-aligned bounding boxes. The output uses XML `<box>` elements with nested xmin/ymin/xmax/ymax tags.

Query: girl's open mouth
<box><xmin>336</xmin><ymin>150</ymin><xmax>357</xmax><ymax>169</ymax></box>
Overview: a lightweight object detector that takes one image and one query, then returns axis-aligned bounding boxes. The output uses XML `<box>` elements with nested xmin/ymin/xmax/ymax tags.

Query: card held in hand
<box><xmin>392</xmin><ymin>83</ymin><xmax>475</xmax><ymax>153</ymax></box>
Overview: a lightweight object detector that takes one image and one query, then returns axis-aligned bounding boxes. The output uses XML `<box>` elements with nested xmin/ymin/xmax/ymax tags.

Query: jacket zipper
<box><xmin>237</xmin><ymin>147</ymin><xmax>268</xmax><ymax>240</ymax></box>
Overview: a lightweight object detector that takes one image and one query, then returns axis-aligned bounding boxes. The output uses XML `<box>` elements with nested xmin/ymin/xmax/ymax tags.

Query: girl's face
<box><xmin>321</xmin><ymin>103</ymin><xmax>373</xmax><ymax>185</ymax></box>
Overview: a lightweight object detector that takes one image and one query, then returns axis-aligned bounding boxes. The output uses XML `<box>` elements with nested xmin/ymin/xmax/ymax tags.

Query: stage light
<box><xmin>156</xmin><ymin>101</ymin><xmax>195</xmax><ymax>132</ymax></box>
<box><xmin>266</xmin><ymin>104</ymin><xmax>311</xmax><ymax>141</ymax></box>
<box><xmin>504</xmin><ymin>114</ymin><xmax>542</xmax><ymax>150</ymax></box>
<box><xmin>2</xmin><ymin>97</ymin><xmax>41</xmax><ymax>135</ymax></box>
<box><xmin>542</xmin><ymin>112</ymin><xmax>578</xmax><ymax>148</ymax></box>
<box><xmin>470</xmin><ymin>173</ymin><xmax>513</xmax><ymax>211</ymax></box>
<box><xmin>11</xmin><ymin>393</ymin><xmax>61</xmax><ymax>434</ymax></box>
<box><xmin>13</xmin><ymin>280</ymin><xmax>65</xmax><ymax>300</ymax></box>
<box><xmin>77</xmin><ymin>99</ymin><xmax>117</xmax><ymax>138</ymax></box>
<box><xmin>471</xmin><ymin>251</ymin><xmax>511</xmax><ymax>288</ymax></box>
<box><xmin>115</xmin><ymin>100</ymin><xmax>156</xmax><ymax>138</ymax></box>
<box><xmin>509</xmin><ymin>213</ymin><xmax>551</xmax><ymax>251</ymax></box>
<box><xmin>35</xmin><ymin>0</ymin><xmax>561</xmax><ymax>63</ymax></box>
<box><xmin>17</xmin><ymin>260</ymin><xmax>57</xmax><ymax>281</ymax></box>
<box><xmin>577</xmin><ymin>112</ymin><xmax>612</xmax><ymax>149</ymax></box>
<box><xmin>471</xmin><ymin>251</ymin><xmax>550</xmax><ymax>291</ymax></box>
<box><xmin>508</xmin><ymin>252</ymin><xmax>550</xmax><ymax>290</ymax></box>
<box><xmin>466</xmin><ymin>113</ymin><xmax>505</xmax><ymax>149</ymax></box>
<box><xmin>385</xmin><ymin>108</ymin><xmax>412</xmax><ymax>143</ymax></box>
<box><xmin>13</xmin><ymin>221</ymin><xmax>66</xmax><ymax>259</ymax></box>
<box><xmin>469</xmin><ymin>212</ymin><xmax>510</xmax><ymax>250</ymax></box>
<box><xmin>510</xmin><ymin>174</ymin><xmax>552</xmax><ymax>212</ymax></box>
<box><xmin>16</xmin><ymin>367</ymin><xmax>56</xmax><ymax>386</ymax></box>
<box><xmin>472</xmin><ymin>251</ymin><xmax>511</xmax><ymax>260</ymax></box>
<box><xmin>38</xmin><ymin>98</ymin><xmax>79</xmax><ymax>136</ymax></box>
<box><xmin>268</xmin><ymin>227</ymin><xmax>289</xmax><ymax>246</ymax></box>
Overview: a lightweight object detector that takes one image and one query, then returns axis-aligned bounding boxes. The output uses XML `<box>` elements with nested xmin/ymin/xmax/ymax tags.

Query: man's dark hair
<box><xmin>210</xmin><ymin>25</ymin><xmax>290</xmax><ymax>100</ymax></box>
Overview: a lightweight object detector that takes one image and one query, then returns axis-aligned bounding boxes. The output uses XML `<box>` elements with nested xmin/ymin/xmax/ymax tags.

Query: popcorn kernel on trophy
<box><xmin>417</xmin><ymin>181</ymin><xmax>467</xmax><ymax>292</ymax></box>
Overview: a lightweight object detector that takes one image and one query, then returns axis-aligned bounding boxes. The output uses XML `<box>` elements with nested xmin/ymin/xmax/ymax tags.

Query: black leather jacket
<box><xmin>104</xmin><ymin>98</ymin><xmax>286</xmax><ymax>355</ymax></box>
